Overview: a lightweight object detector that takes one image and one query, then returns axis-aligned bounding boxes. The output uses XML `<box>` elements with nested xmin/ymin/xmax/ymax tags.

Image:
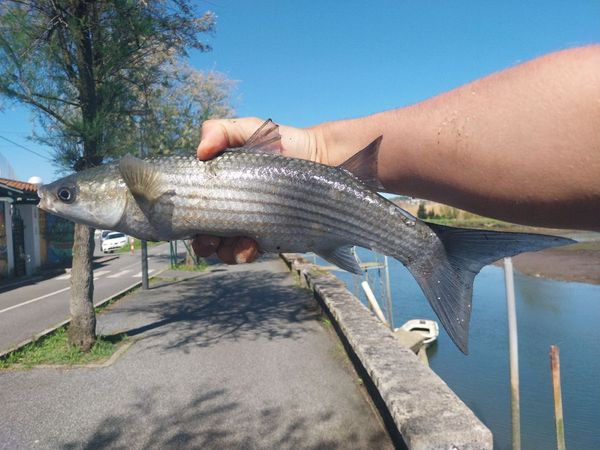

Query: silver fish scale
<box><xmin>37</xmin><ymin>148</ymin><xmax>574</xmax><ymax>355</ymax></box>
<box><xmin>147</xmin><ymin>152</ymin><xmax>431</xmax><ymax>263</ymax></box>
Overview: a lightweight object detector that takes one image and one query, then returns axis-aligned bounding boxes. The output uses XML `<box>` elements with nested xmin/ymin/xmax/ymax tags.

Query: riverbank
<box><xmin>510</xmin><ymin>240</ymin><xmax>600</xmax><ymax>285</ymax></box>
<box><xmin>395</xmin><ymin>200</ymin><xmax>600</xmax><ymax>285</ymax></box>
<box><xmin>460</xmin><ymin>224</ymin><xmax>600</xmax><ymax>285</ymax></box>
<box><xmin>449</xmin><ymin>223</ymin><xmax>600</xmax><ymax>285</ymax></box>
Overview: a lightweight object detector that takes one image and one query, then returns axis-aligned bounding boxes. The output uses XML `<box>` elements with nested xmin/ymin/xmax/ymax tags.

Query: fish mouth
<box><xmin>36</xmin><ymin>185</ymin><xmax>56</xmax><ymax>213</ymax></box>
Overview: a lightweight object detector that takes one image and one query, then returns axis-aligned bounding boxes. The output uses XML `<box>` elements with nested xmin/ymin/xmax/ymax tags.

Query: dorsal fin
<box><xmin>239</xmin><ymin>119</ymin><xmax>282</xmax><ymax>153</ymax></box>
<box><xmin>337</xmin><ymin>136</ymin><xmax>385</xmax><ymax>191</ymax></box>
<box><xmin>118</xmin><ymin>155</ymin><xmax>166</xmax><ymax>206</ymax></box>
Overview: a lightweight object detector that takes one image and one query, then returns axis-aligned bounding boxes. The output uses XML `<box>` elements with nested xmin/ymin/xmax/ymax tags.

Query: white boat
<box><xmin>397</xmin><ymin>319</ymin><xmax>439</xmax><ymax>345</ymax></box>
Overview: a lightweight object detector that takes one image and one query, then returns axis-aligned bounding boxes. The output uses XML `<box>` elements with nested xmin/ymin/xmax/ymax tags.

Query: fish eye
<box><xmin>57</xmin><ymin>186</ymin><xmax>75</xmax><ymax>203</ymax></box>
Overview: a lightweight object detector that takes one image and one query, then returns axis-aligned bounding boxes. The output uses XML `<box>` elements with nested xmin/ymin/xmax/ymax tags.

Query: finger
<box><xmin>233</xmin><ymin>237</ymin><xmax>260</xmax><ymax>264</ymax></box>
<box><xmin>196</xmin><ymin>121</ymin><xmax>230</xmax><ymax>160</ymax></box>
<box><xmin>197</xmin><ymin>118</ymin><xmax>264</xmax><ymax>160</ymax></box>
<box><xmin>191</xmin><ymin>235</ymin><xmax>221</xmax><ymax>257</ymax></box>
<box><xmin>276</xmin><ymin>123</ymin><xmax>315</xmax><ymax>161</ymax></box>
<box><xmin>216</xmin><ymin>237</ymin><xmax>238</xmax><ymax>264</ymax></box>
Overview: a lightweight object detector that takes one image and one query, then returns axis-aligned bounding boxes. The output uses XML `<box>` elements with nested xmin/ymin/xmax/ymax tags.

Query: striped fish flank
<box><xmin>37</xmin><ymin>120</ymin><xmax>575</xmax><ymax>354</ymax></box>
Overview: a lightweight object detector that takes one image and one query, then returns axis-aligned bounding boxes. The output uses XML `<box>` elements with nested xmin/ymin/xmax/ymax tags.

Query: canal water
<box><xmin>331</xmin><ymin>247</ymin><xmax>600</xmax><ymax>450</ymax></box>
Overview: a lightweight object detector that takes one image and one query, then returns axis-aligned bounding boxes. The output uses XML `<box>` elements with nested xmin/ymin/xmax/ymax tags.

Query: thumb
<box><xmin>197</xmin><ymin>117</ymin><xmax>265</xmax><ymax>160</ymax></box>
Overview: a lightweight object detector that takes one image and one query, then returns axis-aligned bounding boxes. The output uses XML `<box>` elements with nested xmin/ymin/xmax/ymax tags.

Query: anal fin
<box><xmin>317</xmin><ymin>245</ymin><xmax>362</xmax><ymax>274</ymax></box>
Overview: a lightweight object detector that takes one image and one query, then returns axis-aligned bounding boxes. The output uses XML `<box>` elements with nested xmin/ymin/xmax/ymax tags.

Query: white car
<box><xmin>95</xmin><ymin>229</ymin><xmax>112</xmax><ymax>241</ymax></box>
<box><xmin>101</xmin><ymin>232</ymin><xmax>128</xmax><ymax>253</ymax></box>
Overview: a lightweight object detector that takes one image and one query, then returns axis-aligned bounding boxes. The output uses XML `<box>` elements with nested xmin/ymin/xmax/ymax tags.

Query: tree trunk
<box><xmin>68</xmin><ymin>223</ymin><xmax>96</xmax><ymax>351</ymax></box>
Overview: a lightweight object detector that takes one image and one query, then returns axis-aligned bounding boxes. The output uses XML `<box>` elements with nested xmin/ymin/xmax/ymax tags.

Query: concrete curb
<box><xmin>5</xmin><ymin>339</ymin><xmax>136</xmax><ymax>371</ymax></box>
<box><xmin>0</xmin><ymin>266</ymin><xmax>168</xmax><ymax>359</ymax></box>
<box><xmin>92</xmin><ymin>255</ymin><xmax>121</xmax><ymax>264</ymax></box>
<box><xmin>281</xmin><ymin>253</ymin><xmax>493</xmax><ymax>450</ymax></box>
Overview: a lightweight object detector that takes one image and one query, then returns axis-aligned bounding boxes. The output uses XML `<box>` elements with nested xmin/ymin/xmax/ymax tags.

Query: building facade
<box><xmin>0</xmin><ymin>178</ymin><xmax>74</xmax><ymax>280</ymax></box>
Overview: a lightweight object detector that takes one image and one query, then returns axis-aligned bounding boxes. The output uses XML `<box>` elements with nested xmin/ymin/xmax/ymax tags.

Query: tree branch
<box><xmin>31</xmin><ymin>91</ymin><xmax>79</xmax><ymax>107</ymax></box>
<box><xmin>2</xmin><ymin>86</ymin><xmax>72</xmax><ymax>127</ymax></box>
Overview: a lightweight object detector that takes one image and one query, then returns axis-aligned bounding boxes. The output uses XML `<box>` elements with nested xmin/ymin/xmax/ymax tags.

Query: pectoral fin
<box><xmin>118</xmin><ymin>155</ymin><xmax>178</xmax><ymax>237</ymax></box>
<box><xmin>118</xmin><ymin>155</ymin><xmax>166</xmax><ymax>211</ymax></box>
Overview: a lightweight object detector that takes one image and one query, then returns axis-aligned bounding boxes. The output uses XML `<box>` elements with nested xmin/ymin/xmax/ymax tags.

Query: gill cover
<box><xmin>38</xmin><ymin>165</ymin><xmax>128</xmax><ymax>230</ymax></box>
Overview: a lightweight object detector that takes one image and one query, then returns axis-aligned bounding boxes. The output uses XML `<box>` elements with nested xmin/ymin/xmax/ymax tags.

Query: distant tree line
<box><xmin>417</xmin><ymin>202</ymin><xmax>461</xmax><ymax>220</ymax></box>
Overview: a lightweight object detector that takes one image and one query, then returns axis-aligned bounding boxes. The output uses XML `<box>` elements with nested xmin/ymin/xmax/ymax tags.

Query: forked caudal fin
<box><xmin>406</xmin><ymin>223</ymin><xmax>575</xmax><ymax>354</ymax></box>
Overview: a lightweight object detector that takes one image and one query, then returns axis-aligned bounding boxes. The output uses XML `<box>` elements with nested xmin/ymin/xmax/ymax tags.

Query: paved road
<box><xmin>0</xmin><ymin>256</ymin><xmax>392</xmax><ymax>449</ymax></box>
<box><xmin>0</xmin><ymin>242</ymin><xmax>175</xmax><ymax>354</ymax></box>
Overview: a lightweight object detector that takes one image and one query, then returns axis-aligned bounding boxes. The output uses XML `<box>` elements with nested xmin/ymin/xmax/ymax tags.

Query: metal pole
<box><xmin>141</xmin><ymin>240</ymin><xmax>149</xmax><ymax>289</ymax></box>
<box><xmin>383</xmin><ymin>255</ymin><xmax>394</xmax><ymax>329</ymax></box>
<box><xmin>550</xmin><ymin>345</ymin><xmax>566</xmax><ymax>450</ymax></box>
<box><xmin>351</xmin><ymin>247</ymin><xmax>361</xmax><ymax>302</ymax></box>
<box><xmin>503</xmin><ymin>257</ymin><xmax>521</xmax><ymax>450</ymax></box>
<box><xmin>138</xmin><ymin>112</ymin><xmax>149</xmax><ymax>289</ymax></box>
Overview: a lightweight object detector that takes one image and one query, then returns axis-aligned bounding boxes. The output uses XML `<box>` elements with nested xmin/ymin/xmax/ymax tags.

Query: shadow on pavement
<box><xmin>0</xmin><ymin>258</ymin><xmax>393</xmax><ymax>450</ymax></box>
<box><xmin>110</xmin><ymin>267</ymin><xmax>318</xmax><ymax>352</ymax></box>
<box><xmin>59</xmin><ymin>384</ymin><xmax>389</xmax><ymax>450</ymax></box>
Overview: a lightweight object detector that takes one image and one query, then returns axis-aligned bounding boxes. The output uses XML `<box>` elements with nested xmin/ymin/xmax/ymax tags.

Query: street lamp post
<box><xmin>135</xmin><ymin>108</ymin><xmax>150</xmax><ymax>290</ymax></box>
<box><xmin>140</xmin><ymin>237</ymin><xmax>149</xmax><ymax>289</ymax></box>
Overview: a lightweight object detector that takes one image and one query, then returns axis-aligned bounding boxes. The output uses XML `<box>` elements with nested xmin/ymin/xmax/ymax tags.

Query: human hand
<box><xmin>191</xmin><ymin>117</ymin><xmax>326</xmax><ymax>264</ymax></box>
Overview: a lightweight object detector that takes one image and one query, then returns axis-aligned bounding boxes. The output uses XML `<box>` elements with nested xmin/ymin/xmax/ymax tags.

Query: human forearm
<box><xmin>193</xmin><ymin>46</ymin><xmax>600</xmax><ymax>263</ymax></box>
<box><xmin>316</xmin><ymin>46</ymin><xmax>600</xmax><ymax>229</ymax></box>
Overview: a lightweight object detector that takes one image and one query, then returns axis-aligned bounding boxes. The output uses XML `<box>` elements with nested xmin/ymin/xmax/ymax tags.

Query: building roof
<box><xmin>0</xmin><ymin>178</ymin><xmax>39</xmax><ymax>193</ymax></box>
<box><xmin>0</xmin><ymin>178</ymin><xmax>39</xmax><ymax>204</ymax></box>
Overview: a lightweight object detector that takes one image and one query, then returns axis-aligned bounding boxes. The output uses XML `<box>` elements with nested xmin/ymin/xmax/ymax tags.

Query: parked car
<box><xmin>101</xmin><ymin>232</ymin><xmax>128</xmax><ymax>253</ymax></box>
<box><xmin>100</xmin><ymin>230</ymin><xmax>112</xmax><ymax>241</ymax></box>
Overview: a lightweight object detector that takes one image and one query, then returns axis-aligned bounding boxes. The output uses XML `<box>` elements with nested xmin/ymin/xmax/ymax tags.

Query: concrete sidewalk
<box><xmin>0</xmin><ymin>256</ymin><xmax>392</xmax><ymax>449</ymax></box>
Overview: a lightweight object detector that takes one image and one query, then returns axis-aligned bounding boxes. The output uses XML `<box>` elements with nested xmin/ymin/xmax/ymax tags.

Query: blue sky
<box><xmin>1</xmin><ymin>0</ymin><xmax>599</xmax><ymax>183</ymax></box>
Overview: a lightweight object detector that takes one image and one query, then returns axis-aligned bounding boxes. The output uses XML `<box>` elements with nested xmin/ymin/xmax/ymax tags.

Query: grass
<box><xmin>427</xmin><ymin>216</ymin><xmax>516</xmax><ymax>229</ymax></box>
<box><xmin>115</xmin><ymin>239</ymin><xmax>163</xmax><ymax>253</ymax></box>
<box><xmin>0</xmin><ymin>327</ymin><xmax>127</xmax><ymax>369</ymax></box>
<box><xmin>0</xmin><ymin>273</ymin><xmax>149</xmax><ymax>369</ymax></box>
<box><xmin>319</xmin><ymin>316</ymin><xmax>332</xmax><ymax>328</ymax></box>
<box><xmin>0</xmin><ymin>272</ymin><xmax>160</xmax><ymax>370</ymax></box>
<box><xmin>171</xmin><ymin>260</ymin><xmax>209</xmax><ymax>272</ymax></box>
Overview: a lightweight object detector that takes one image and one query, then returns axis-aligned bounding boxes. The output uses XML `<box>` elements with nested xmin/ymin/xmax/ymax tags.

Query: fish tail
<box><xmin>405</xmin><ymin>223</ymin><xmax>575</xmax><ymax>354</ymax></box>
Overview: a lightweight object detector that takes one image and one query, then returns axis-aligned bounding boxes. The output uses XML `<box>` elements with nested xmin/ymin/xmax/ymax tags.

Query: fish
<box><xmin>37</xmin><ymin>119</ymin><xmax>575</xmax><ymax>354</ymax></box>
